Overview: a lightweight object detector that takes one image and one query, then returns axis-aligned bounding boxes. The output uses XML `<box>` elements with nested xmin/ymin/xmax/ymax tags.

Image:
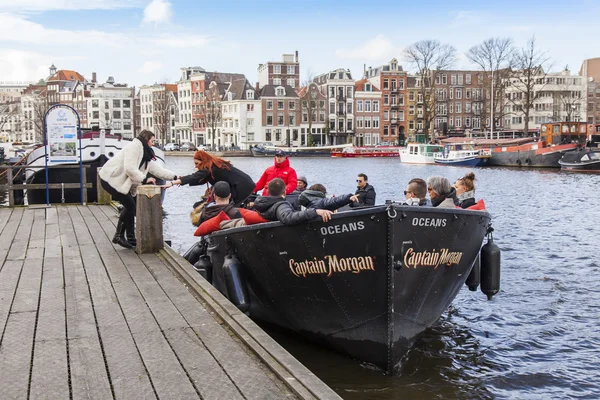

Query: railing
<box><xmin>0</xmin><ymin>164</ymin><xmax>92</xmax><ymax>207</ymax></box>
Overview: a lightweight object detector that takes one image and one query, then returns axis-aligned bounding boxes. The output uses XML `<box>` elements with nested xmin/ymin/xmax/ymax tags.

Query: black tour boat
<box><xmin>559</xmin><ymin>149</ymin><xmax>600</xmax><ymax>172</ymax></box>
<box><xmin>188</xmin><ymin>204</ymin><xmax>496</xmax><ymax>374</ymax></box>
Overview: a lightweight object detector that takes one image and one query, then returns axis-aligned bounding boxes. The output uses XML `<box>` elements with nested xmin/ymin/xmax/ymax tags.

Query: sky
<box><xmin>0</xmin><ymin>0</ymin><xmax>599</xmax><ymax>88</ymax></box>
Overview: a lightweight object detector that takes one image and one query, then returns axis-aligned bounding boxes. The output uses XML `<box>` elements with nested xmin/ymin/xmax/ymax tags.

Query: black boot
<box><xmin>113</xmin><ymin>220</ymin><xmax>134</xmax><ymax>249</ymax></box>
<box><xmin>125</xmin><ymin>221</ymin><xmax>136</xmax><ymax>247</ymax></box>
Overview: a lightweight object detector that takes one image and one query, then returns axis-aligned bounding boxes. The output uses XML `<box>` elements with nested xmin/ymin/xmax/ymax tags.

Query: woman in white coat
<box><xmin>99</xmin><ymin>130</ymin><xmax>177</xmax><ymax>248</ymax></box>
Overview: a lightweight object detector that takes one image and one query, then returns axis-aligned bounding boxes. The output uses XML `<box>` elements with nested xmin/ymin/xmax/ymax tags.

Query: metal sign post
<box><xmin>43</xmin><ymin>104</ymin><xmax>83</xmax><ymax>205</ymax></box>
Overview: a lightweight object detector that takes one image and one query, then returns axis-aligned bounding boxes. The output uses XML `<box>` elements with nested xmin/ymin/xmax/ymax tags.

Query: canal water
<box><xmin>4</xmin><ymin>156</ymin><xmax>597</xmax><ymax>399</ymax></box>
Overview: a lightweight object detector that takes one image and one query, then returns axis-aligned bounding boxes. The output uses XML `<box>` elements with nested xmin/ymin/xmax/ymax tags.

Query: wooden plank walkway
<box><xmin>0</xmin><ymin>205</ymin><xmax>340</xmax><ymax>400</ymax></box>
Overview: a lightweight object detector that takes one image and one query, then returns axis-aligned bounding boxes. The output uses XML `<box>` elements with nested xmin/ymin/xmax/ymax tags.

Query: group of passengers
<box><xmin>100</xmin><ymin>130</ymin><xmax>482</xmax><ymax>248</ymax></box>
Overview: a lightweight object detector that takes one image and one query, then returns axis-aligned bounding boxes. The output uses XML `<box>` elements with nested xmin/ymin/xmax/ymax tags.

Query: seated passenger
<box><xmin>253</xmin><ymin>178</ymin><xmax>332</xmax><ymax>225</ymax></box>
<box><xmin>453</xmin><ymin>172</ymin><xmax>476</xmax><ymax>209</ymax></box>
<box><xmin>349</xmin><ymin>173</ymin><xmax>376</xmax><ymax>208</ymax></box>
<box><xmin>195</xmin><ymin>181</ymin><xmax>241</xmax><ymax>225</ymax></box>
<box><xmin>293</xmin><ymin>176</ymin><xmax>308</xmax><ymax>194</ymax></box>
<box><xmin>299</xmin><ymin>184</ymin><xmax>359</xmax><ymax>210</ymax></box>
<box><xmin>426</xmin><ymin>176</ymin><xmax>457</xmax><ymax>209</ymax></box>
<box><xmin>403</xmin><ymin>178</ymin><xmax>431</xmax><ymax>206</ymax></box>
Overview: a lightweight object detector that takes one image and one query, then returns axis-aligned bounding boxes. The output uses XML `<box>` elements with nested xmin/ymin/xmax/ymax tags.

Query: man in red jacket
<box><xmin>254</xmin><ymin>149</ymin><xmax>298</xmax><ymax>195</ymax></box>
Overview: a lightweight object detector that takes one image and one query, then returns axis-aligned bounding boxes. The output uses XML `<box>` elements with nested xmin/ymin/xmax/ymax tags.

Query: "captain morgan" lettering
<box><xmin>289</xmin><ymin>255</ymin><xmax>375</xmax><ymax>278</ymax></box>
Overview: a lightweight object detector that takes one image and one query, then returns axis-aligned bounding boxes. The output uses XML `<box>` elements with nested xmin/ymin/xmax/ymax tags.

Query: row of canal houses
<box><xmin>139</xmin><ymin>52</ymin><xmax>503</xmax><ymax>149</ymax></box>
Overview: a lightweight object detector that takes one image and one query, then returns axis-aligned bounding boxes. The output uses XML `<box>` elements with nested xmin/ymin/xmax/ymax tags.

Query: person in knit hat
<box><xmin>167</xmin><ymin>150</ymin><xmax>255</xmax><ymax>206</ymax></box>
<box><xmin>296</xmin><ymin>176</ymin><xmax>308</xmax><ymax>192</ymax></box>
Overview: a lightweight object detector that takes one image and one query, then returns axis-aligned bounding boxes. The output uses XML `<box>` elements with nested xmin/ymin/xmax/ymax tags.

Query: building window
<box><xmin>289</xmin><ymin>115</ymin><xmax>295</xmax><ymax>126</ymax></box>
<box><xmin>113</xmin><ymin>111</ymin><xmax>121</xmax><ymax>119</ymax></box>
<box><xmin>451</xmin><ymin>75</ymin><xmax>457</xmax><ymax>85</ymax></box>
<box><xmin>383</xmin><ymin>79</ymin><xmax>389</xmax><ymax>89</ymax></box>
<box><xmin>287</xmin><ymin>65</ymin><xmax>295</xmax><ymax>74</ymax></box>
<box><xmin>276</xmin><ymin>87</ymin><xmax>285</xmax><ymax>96</ymax></box>
<box><xmin>92</xmin><ymin>100</ymin><xmax>99</xmax><ymax>108</ymax></box>
<box><xmin>273</xmin><ymin>65</ymin><xmax>281</xmax><ymax>74</ymax></box>
<box><xmin>457</xmin><ymin>74</ymin><xmax>463</xmax><ymax>85</ymax></box>
<box><xmin>356</xmin><ymin>117</ymin><xmax>363</xmax><ymax>128</ymax></box>
<box><xmin>266</xmin><ymin>113</ymin><xmax>273</xmax><ymax>126</ymax></box>
<box><xmin>383</xmin><ymin>95</ymin><xmax>389</xmax><ymax>105</ymax></box>
<box><xmin>409</xmin><ymin>91</ymin><xmax>414</xmax><ymax>101</ymax></box>
<box><xmin>123</xmin><ymin>111</ymin><xmax>131</xmax><ymax>119</ymax></box>
<box><xmin>266</xmin><ymin>129</ymin><xmax>272</xmax><ymax>141</ymax></box>
<box><xmin>373</xmin><ymin>116</ymin><xmax>379</xmax><ymax>128</ymax></box>
<box><xmin>384</xmin><ymin>110</ymin><xmax>389</xmax><ymax>121</ymax></box>
<box><xmin>247</xmin><ymin>104</ymin><xmax>254</xmax><ymax>111</ymax></box>
<box><xmin>278</xmin><ymin>100</ymin><xmax>284</xmax><ymax>110</ymax></box>
<box><xmin>273</xmin><ymin>78</ymin><xmax>281</xmax><ymax>86</ymax></box>
<box><xmin>365</xmin><ymin>101</ymin><xmax>371</xmax><ymax>112</ymax></box>
<box><xmin>267</xmin><ymin>100</ymin><xmax>273</xmax><ymax>110</ymax></box>
<box><xmin>93</xmin><ymin>111</ymin><xmax>99</xmax><ymax>119</ymax></box>
<box><xmin>113</xmin><ymin>100</ymin><xmax>120</xmax><ymax>108</ymax></box>
<box><xmin>289</xmin><ymin>101</ymin><xmax>295</xmax><ymax>110</ymax></box>
<box><xmin>383</xmin><ymin>125</ymin><xmax>389</xmax><ymax>135</ymax></box>
<box><xmin>466</xmin><ymin>74</ymin><xmax>471</xmax><ymax>84</ymax></box>
<box><xmin>275</xmin><ymin>129</ymin><xmax>281</xmax><ymax>141</ymax></box>
<box><xmin>287</xmin><ymin>79</ymin><xmax>295</xmax><ymax>87</ymax></box>
<box><xmin>278</xmin><ymin>113</ymin><xmax>284</xmax><ymax>125</ymax></box>
<box><xmin>373</xmin><ymin>101</ymin><xmax>379</xmax><ymax>112</ymax></box>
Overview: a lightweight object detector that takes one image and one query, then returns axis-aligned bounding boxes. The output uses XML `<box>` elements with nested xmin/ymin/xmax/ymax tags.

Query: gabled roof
<box><xmin>355</xmin><ymin>78</ymin><xmax>380</xmax><ymax>92</ymax></box>
<box><xmin>259</xmin><ymin>85</ymin><xmax>298</xmax><ymax>98</ymax></box>
<box><xmin>48</xmin><ymin>70</ymin><xmax>85</xmax><ymax>82</ymax></box>
<box><xmin>226</xmin><ymin>78</ymin><xmax>256</xmax><ymax>101</ymax></box>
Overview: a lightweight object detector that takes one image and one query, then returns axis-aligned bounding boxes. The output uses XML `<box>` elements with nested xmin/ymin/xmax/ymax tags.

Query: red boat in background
<box><xmin>331</xmin><ymin>146</ymin><xmax>402</xmax><ymax>158</ymax></box>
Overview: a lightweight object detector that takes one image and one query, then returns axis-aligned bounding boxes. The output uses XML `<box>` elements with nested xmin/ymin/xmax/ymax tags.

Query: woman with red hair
<box><xmin>167</xmin><ymin>150</ymin><xmax>254</xmax><ymax>206</ymax></box>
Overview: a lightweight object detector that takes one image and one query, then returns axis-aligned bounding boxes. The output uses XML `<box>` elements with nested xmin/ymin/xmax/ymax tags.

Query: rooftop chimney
<box><xmin>255</xmin><ymin>82</ymin><xmax>260</xmax><ymax>92</ymax></box>
<box><xmin>295</xmin><ymin>50</ymin><xmax>299</xmax><ymax>63</ymax></box>
<box><xmin>92</xmin><ymin>72</ymin><xmax>97</xmax><ymax>83</ymax></box>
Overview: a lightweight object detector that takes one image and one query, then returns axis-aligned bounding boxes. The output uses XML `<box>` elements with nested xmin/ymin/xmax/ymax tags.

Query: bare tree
<box><xmin>201</xmin><ymin>81</ymin><xmax>222</xmax><ymax>149</ymax></box>
<box><xmin>507</xmin><ymin>37</ymin><xmax>552</xmax><ymax>135</ymax></box>
<box><xmin>299</xmin><ymin>71</ymin><xmax>326</xmax><ymax>146</ymax></box>
<box><xmin>0</xmin><ymin>100</ymin><xmax>19</xmax><ymax>133</ymax></box>
<box><xmin>466</xmin><ymin>37</ymin><xmax>514</xmax><ymax>131</ymax></box>
<box><xmin>22</xmin><ymin>89</ymin><xmax>48</xmax><ymax>143</ymax></box>
<box><xmin>404</xmin><ymin>39</ymin><xmax>456</xmax><ymax>140</ymax></box>
<box><xmin>153</xmin><ymin>85</ymin><xmax>177</xmax><ymax>145</ymax></box>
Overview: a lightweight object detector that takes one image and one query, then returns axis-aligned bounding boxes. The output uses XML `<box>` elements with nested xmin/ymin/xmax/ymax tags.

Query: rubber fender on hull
<box><xmin>465</xmin><ymin>254</ymin><xmax>481</xmax><ymax>292</ymax></box>
<box><xmin>480</xmin><ymin>238</ymin><xmax>501</xmax><ymax>300</ymax></box>
<box><xmin>516</xmin><ymin>159</ymin><xmax>522</xmax><ymax>166</ymax></box>
<box><xmin>193</xmin><ymin>256</ymin><xmax>213</xmax><ymax>283</ymax></box>
<box><xmin>525</xmin><ymin>158</ymin><xmax>531</xmax><ymax>165</ymax></box>
<box><xmin>183</xmin><ymin>241</ymin><xmax>207</xmax><ymax>265</ymax></box>
<box><xmin>222</xmin><ymin>255</ymin><xmax>250</xmax><ymax>313</ymax></box>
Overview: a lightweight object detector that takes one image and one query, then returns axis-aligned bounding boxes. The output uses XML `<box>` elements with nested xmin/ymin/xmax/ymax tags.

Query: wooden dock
<box><xmin>0</xmin><ymin>205</ymin><xmax>340</xmax><ymax>400</ymax></box>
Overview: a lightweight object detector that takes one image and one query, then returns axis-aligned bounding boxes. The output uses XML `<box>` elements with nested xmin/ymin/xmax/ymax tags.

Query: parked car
<box><xmin>180</xmin><ymin>142</ymin><xmax>197</xmax><ymax>151</ymax></box>
<box><xmin>164</xmin><ymin>142</ymin><xmax>180</xmax><ymax>151</ymax></box>
<box><xmin>196</xmin><ymin>145</ymin><xmax>207</xmax><ymax>151</ymax></box>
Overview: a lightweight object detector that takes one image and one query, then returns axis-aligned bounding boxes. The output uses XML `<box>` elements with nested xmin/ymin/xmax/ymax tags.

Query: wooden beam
<box><xmin>135</xmin><ymin>185</ymin><xmax>163</xmax><ymax>254</ymax></box>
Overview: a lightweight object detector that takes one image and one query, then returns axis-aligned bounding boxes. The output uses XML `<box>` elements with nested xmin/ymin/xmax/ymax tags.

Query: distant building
<box><xmin>220</xmin><ymin>78</ymin><xmax>261</xmax><ymax>149</ymax></box>
<box><xmin>139</xmin><ymin>84</ymin><xmax>179</xmax><ymax>145</ymax></box>
<box><xmin>580</xmin><ymin>58</ymin><xmax>600</xmax><ymax>125</ymax></box>
<box><xmin>365</xmin><ymin>59</ymin><xmax>407</xmax><ymax>144</ymax></box>
<box><xmin>20</xmin><ymin>84</ymin><xmax>46</xmax><ymax>143</ymax></box>
<box><xmin>259</xmin><ymin>85</ymin><xmax>300</xmax><ymax>146</ymax></box>
<box><xmin>176</xmin><ymin>67</ymin><xmax>205</xmax><ymax>145</ymax></box>
<box><xmin>503</xmin><ymin>68</ymin><xmax>586</xmax><ymax>131</ymax></box>
<box><xmin>86</xmin><ymin>76</ymin><xmax>135</xmax><ymax>139</ymax></box>
<box><xmin>258</xmin><ymin>52</ymin><xmax>300</xmax><ymax>89</ymax></box>
<box><xmin>354</xmin><ymin>78</ymin><xmax>382</xmax><ymax>146</ymax></box>
<box><xmin>314</xmin><ymin>68</ymin><xmax>355</xmax><ymax>145</ymax></box>
<box><xmin>296</xmin><ymin>82</ymin><xmax>328</xmax><ymax>146</ymax></box>
<box><xmin>45</xmin><ymin>65</ymin><xmax>88</xmax><ymax>127</ymax></box>
<box><xmin>1</xmin><ymin>82</ymin><xmax>29</xmax><ymax>142</ymax></box>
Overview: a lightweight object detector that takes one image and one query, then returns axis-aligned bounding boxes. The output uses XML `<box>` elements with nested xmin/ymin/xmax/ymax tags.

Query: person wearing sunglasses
<box><xmin>349</xmin><ymin>173</ymin><xmax>376</xmax><ymax>208</ymax></box>
<box><xmin>403</xmin><ymin>178</ymin><xmax>431</xmax><ymax>206</ymax></box>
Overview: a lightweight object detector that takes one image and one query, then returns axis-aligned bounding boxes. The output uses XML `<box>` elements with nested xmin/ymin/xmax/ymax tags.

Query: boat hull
<box><xmin>435</xmin><ymin>156</ymin><xmax>489</xmax><ymax>167</ymax></box>
<box><xmin>488</xmin><ymin>144</ymin><xmax>576</xmax><ymax>168</ymax></box>
<box><xmin>205</xmin><ymin>205</ymin><xmax>491</xmax><ymax>374</ymax></box>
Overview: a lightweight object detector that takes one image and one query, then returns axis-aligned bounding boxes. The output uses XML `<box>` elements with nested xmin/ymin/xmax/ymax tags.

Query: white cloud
<box><xmin>142</xmin><ymin>0</ymin><xmax>172</xmax><ymax>25</ymax></box>
<box><xmin>450</xmin><ymin>11</ymin><xmax>486</xmax><ymax>28</ymax></box>
<box><xmin>0</xmin><ymin>49</ymin><xmax>56</xmax><ymax>81</ymax></box>
<box><xmin>335</xmin><ymin>35</ymin><xmax>401</xmax><ymax>61</ymax></box>
<box><xmin>0</xmin><ymin>13</ymin><xmax>123</xmax><ymax>46</ymax></box>
<box><xmin>138</xmin><ymin>61</ymin><xmax>162</xmax><ymax>74</ymax></box>
<box><xmin>0</xmin><ymin>0</ymin><xmax>142</xmax><ymax>12</ymax></box>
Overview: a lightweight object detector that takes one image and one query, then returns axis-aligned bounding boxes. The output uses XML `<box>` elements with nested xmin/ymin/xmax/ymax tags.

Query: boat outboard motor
<box><xmin>480</xmin><ymin>229</ymin><xmax>501</xmax><ymax>300</ymax></box>
<box><xmin>183</xmin><ymin>240</ymin><xmax>207</xmax><ymax>265</ymax></box>
<box><xmin>465</xmin><ymin>255</ymin><xmax>481</xmax><ymax>292</ymax></box>
<box><xmin>222</xmin><ymin>255</ymin><xmax>250</xmax><ymax>313</ymax></box>
<box><xmin>193</xmin><ymin>255</ymin><xmax>213</xmax><ymax>283</ymax></box>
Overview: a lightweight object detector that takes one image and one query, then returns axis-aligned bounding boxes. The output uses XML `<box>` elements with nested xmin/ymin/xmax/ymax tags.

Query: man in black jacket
<box><xmin>299</xmin><ymin>184</ymin><xmax>359</xmax><ymax>210</ymax></box>
<box><xmin>254</xmin><ymin>178</ymin><xmax>332</xmax><ymax>225</ymax></box>
<box><xmin>349</xmin><ymin>173</ymin><xmax>376</xmax><ymax>208</ymax></box>
<box><xmin>196</xmin><ymin>181</ymin><xmax>241</xmax><ymax>225</ymax></box>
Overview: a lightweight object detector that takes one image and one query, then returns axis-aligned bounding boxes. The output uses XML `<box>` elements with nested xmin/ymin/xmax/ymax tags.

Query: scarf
<box><xmin>431</xmin><ymin>187</ymin><xmax>457</xmax><ymax>207</ymax></box>
<box><xmin>457</xmin><ymin>190</ymin><xmax>475</xmax><ymax>202</ymax></box>
<box><xmin>136</xmin><ymin>136</ymin><xmax>156</xmax><ymax>169</ymax></box>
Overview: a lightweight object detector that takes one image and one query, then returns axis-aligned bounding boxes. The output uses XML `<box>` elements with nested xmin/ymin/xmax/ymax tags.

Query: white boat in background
<box><xmin>399</xmin><ymin>143</ymin><xmax>444</xmax><ymax>164</ymax></box>
<box><xmin>434</xmin><ymin>142</ymin><xmax>491</xmax><ymax>167</ymax></box>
